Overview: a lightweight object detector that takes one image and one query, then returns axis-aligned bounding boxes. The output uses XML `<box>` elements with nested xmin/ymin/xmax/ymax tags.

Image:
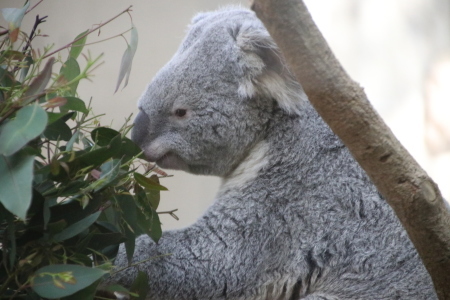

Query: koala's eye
<box><xmin>174</xmin><ymin>109</ymin><xmax>187</xmax><ymax>117</ymax></box>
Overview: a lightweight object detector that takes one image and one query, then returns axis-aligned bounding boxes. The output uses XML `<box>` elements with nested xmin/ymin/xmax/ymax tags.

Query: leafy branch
<box><xmin>0</xmin><ymin>3</ymin><xmax>168</xmax><ymax>299</ymax></box>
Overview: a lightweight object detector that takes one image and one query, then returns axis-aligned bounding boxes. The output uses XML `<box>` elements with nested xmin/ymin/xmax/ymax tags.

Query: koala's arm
<box><xmin>111</xmin><ymin>213</ymin><xmax>283</xmax><ymax>300</ymax></box>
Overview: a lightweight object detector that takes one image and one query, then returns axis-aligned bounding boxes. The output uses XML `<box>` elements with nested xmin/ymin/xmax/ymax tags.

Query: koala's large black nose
<box><xmin>131</xmin><ymin>111</ymin><xmax>150</xmax><ymax>148</ymax></box>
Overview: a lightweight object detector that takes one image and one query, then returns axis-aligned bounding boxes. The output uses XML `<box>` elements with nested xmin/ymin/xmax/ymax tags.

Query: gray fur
<box><xmin>112</xmin><ymin>7</ymin><xmax>436</xmax><ymax>300</ymax></box>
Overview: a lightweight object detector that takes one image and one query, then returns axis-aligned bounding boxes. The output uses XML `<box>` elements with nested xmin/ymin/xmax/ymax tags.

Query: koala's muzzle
<box><xmin>131</xmin><ymin>111</ymin><xmax>150</xmax><ymax>149</ymax></box>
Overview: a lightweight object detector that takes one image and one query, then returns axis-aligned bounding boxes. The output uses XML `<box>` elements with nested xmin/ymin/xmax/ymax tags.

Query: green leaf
<box><xmin>0</xmin><ymin>152</ymin><xmax>34</xmax><ymax>220</ymax></box>
<box><xmin>94</xmin><ymin>159</ymin><xmax>122</xmax><ymax>191</ymax></box>
<box><xmin>62</xmin><ymin>279</ymin><xmax>100</xmax><ymax>300</ymax></box>
<box><xmin>20</xmin><ymin>54</ymin><xmax>33</xmax><ymax>82</ymax></box>
<box><xmin>0</xmin><ymin>104</ymin><xmax>48</xmax><ymax>156</ymax></box>
<box><xmin>115</xmin><ymin>194</ymin><xmax>141</xmax><ymax>235</ymax></box>
<box><xmin>134</xmin><ymin>173</ymin><xmax>168</xmax><ymax>191</ymax></box>
<box><xmin>115</xmin><ymin>26</ymin><xmax>138</xmax><ymax>92</ymax></box>
<box><xmin>43</xmin><ymin>120</ymin><xmax>72</xmax><ymax>141</ymax></box>
<box><xmin>119</xmin><ymin>137</ymin><xmax>143</xmax><ymax>161</ymax></box>
<box><xmin>43</xmin><ymin>96</ymin><xmax>68</xmax><ymax>109</ymax></box>
<box><xmin>60</xmin><ymin>57</ymin><xmax>81</xmax><ymax>96</ymax></box>
<box><xmin>66</xmin><ymin>130</ymin><xmax>80</xmax><ymax>151</ymax></box>
<box><xmin>69</xmin><ymin>30</ymin><xmax>89</xmax><ymax>60</ymax></box>
<box><xmin>6</xmin><ymin>213</ymin><xmax>16</xmax><ymax>267</ymax></box>
<box><xmin>60</xmin><ymin>97</ymin><xmax>88</xmax><ymax>114</ymax></box>
<box><xmin>43</xmin><ymin>112</ymin><xmax>74</xmax><ymax>141</ymax></box>
<box><xmin>1</xmin><ymin>1</ymin><xmax>30</xmax><ymax>30</ymax></box>
<box><xmin>32</xmin><ymin>264</ymin><xmax>107</xmax><ymax>299</ymax></box>
<box><xmin>73</xmin><ymin>135</ymin><xmax>122</xmax><ymax>167</ymax></box>
<box><xmin>23</xmin><ymin>57</ymin><xmax>54</xmax><ymax>104</ymax></box>
<box><xmin>91</xmin><ymin>127</ymin><xmax>120</xmax><ymax>147</ymax></box>
<box><xmin>46</xmin><ymin>220</ymin><xmax>68</xmax><ymax>235</ymax></box>
<box><xmin>0</xmin><ymin>67</ymin><xmax>15</xmax><ymax>88</ymax></box>
<box><xmin>124</xmin><ymin>226</ymin><xmax>136</xmax><ymax>265</ymax></box>
<box><xmin>136</xmin><ymin>204</ymin><xmax>162</xmax><ymax>243</ymax></box>
<box><xmin>149</xmin><ymin>209</ymin><xmax>162</xmax><ymax>242</ymax></box>
<box><xmin>52</xmin><ymin>180</ymin><xmax>86</xmax><ymax>198</ymax></box>
<box><xmin>82</xmin><ymin>159</ymin><xmax>122</xmax><ymax>193</ymax></box>
<box><xmin>129</xmin><ymin>271</ymin><xmax>149</xmax><ymax>300</ymax></box>
<box><xmin>47</xmin><ymin>112</ymin><xmax>68</xmax><ymax>125</ymax></box>
<box><xmin>87</xmin><ymin>232</ymin><xmax>126</xmax><ymax>251</ymax></box>
<box><xmin>148</xmin><ymin>189</ymin><xmax>160</xmax><ymax>211</ymax></box>
<box><xmin>53</xmin><ymin>211</ymin><xmax>101</xmax><ymax>242</ymax></box>
<box><xmin>1</xmin><ymin>50</ymin><xmax>25</xmax><ymax>60</ymax></box>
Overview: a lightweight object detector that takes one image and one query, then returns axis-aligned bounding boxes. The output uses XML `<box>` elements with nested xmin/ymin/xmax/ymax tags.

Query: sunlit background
<box><xmin>2</xmin><ymin>0</ymin><xmax>449</xmax><ymax>230</ymax></box>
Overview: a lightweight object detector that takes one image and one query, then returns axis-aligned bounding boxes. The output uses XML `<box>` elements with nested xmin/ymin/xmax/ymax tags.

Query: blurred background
<box><xmin>2</xmin><ymin>0</ymin><xmax>449</xmax><ymax>230</ymax></box>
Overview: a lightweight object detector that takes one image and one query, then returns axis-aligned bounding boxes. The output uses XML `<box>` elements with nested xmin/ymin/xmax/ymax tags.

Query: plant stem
<box><xmin>26</xmin><ymin>0</ymin><xmax>44</xmax><ymax>14</ymax></box>
<box><xmin>42</xmin><ymin>6</ymin><xmax>133</xmax><ymax>59</ymax></box>
<box><xmin>81</xmin><ymin>28</ymin><xmax>133</xmax><ymax>47</ymax></box>
<box><xmin>0</xmin><ymin>105</ymin><xmax>22</xmax><ymax>125</ymax></box>
<box><xmin>22</xmin><ymin>15</ymin><xmax>48</xmax><ymax>54</ymax></box>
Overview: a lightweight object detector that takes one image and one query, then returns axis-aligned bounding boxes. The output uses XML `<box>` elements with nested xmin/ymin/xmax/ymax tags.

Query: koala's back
<box><xmin>209</xmin><ymin>105</ymin><xmax>436</xmax><ymax>299</ymax></box>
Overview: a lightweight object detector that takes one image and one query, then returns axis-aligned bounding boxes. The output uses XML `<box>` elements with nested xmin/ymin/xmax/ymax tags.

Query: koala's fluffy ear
<box><xmin>232</xmin><ymin>21</ymin><xmax>307</xmax><ymax>114</ymax></box>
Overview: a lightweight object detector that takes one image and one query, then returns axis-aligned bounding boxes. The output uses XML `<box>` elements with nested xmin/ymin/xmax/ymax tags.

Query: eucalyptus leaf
<box><xmin>0</xmin><ymin>66</ymin><xmax>15</xmax><ymax>88</ymax></box>
<box><xmin>53</xmin><ymin>211</ymin><xmax>101</xmax><ymax>242</ymax></box>
<box><xmin>91</xmin><ymin>127</ymin><xmax>120</xmax><ymax>146</ymax></box>
<box><xmin>20</xmin><ymin>54</ymin><xmax>33</xmax><ymax>82</ymax></box>
<box><xmin>129</xmin><ymin>271</ymin><xmax>149</xmax><ymax>300</ymax></box>
<box><xmin>1</xmin><ymin>1</ymin><xmax>30</xmax><ymax>42</ymax></box>
<box><xmin>43</xmin><ymin>96</ymin><xmax>67</xmax><ymax>109</ymax></box>
<box><xmin>89</xmin><ymin>159</ymin><xmax>122</xmax><ymax>192</ymax></box>
<box><xmin>0</xmin><ymin>104</ymin><xmax>48</xmax><ymax>156</ymax></box>
<box><xmin>23</xmin><ymin>57</ymin><xmax>54</xmax><ymax>104</ymax></box>
<box><xmin>1</xmin><ymin>50</ymin><xmax>25</xmax><ymax>60</ymax></box>
<box><xmin>62</xmin><ymin>279</ymin><xmax>99</xmax><ymax>300</ymax></box>
<box><xmin>60</xmin><ymin>57</ymin><xmax>81</xmax><ymax>96</ymax></box>
<box><xmin>43</xmin><ymin>118</ymin><xmax>73</xmax><ymax>141</ymax></box>
<box><xmin>135</xmin><ymin>204</ymin><xmax>162</xmax><ymax>243</ymax></box>
<box><xmin>148</xmin><ymin>188</ymin><xmax>161</xmax><ymax>210</ymax></box>
<box><xmin>115</xmin><ymin>26</ymin><xmax>138</xmax><ymax>92</ymax></box>
<box><xmin>73</xmin><ymin>135</ymin><xmax>122</xmax><ymax>167</ymax></box>
<box><xmin>87</xmin><ymin>232</ymin><xmax>126</xmax><ymax>251</ymax></box>
<box><xmin>60</xmin><ymin>97</ymin><xmax>88</xmax><ymax>114</ymax></box>
<box><xmin>119</xmin><ymin>137</ymin><xmax>143</xmax><ymax>161</ymax></box>
<box><xmin>43</xmin><ymin>112</ymin><xmax>74</xmax><ymax>141</ymax></box>
<box><xmin>149</xmin><ymin>209</ymin><xmax>162</xmax><ymax>243</ymax></box>
<box><xmin>66</xmin><ymin>130</ymin><xmax>80</xmax><ymax>151</ymax></box>
<box><xmin>32</xmin><ymin>264</ymin><xmax>107</xmax><ymax>299</ymax></box>
<box><xmin>6</xmin><ymin>214</ymin><xmax>16</xmax><ymax>267</ymax></box>
<box><xmin>115</xmin><ymin>194</ymin><xmax>142</xmax><ymax>235</ymax></box>
<box><xmin>69</xmin><ymin>30</ymin><xmax>89</xmax><ymax>60</ymax></box>
<box><xmin>124</xmin><ymin>226</ymin><xmax>136</xmax><ymax>265</ymax></box>
<box><xmin>134</xmin><ymin>173</ymin><xmax>168</xmax><ymax>191</ymax></box>
<box><xmin>47</xmin><ymin>112</ymin><xmax>68</xmax><ymax>125</ymax></box>
<box><xmin>1</xmin><ymin>1</ymin><xmax>30</xmax><ymax>29</ymax></box>
<box><xmin>0</xmin><ymin>152</ymin><xmax>34</xmax><ymax>220</ymax></box>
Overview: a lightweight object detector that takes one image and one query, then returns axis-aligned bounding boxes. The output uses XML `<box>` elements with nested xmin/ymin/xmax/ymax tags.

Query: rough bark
<box><xmin>251</xmin><ymin>1</ymin><xmax>450</xmax><ymax>299</ymax></box>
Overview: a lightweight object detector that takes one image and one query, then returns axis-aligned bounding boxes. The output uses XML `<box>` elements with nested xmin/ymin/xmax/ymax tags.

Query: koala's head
<box><xmin>132</xmin><ymin>7</ymin><xmax>306</xmax><ymax>177</ymax></box>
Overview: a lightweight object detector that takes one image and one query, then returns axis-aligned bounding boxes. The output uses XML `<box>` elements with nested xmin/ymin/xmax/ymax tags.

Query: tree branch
<box><xmin>251</xmin><ymin>0</ymin><xmax>450</xmax><ymax>298</ymax></box>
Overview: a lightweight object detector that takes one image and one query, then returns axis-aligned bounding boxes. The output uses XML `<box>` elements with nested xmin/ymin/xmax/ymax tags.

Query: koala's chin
<box><xmin>154</xmin><ymin>152</ymin><xmax>189</xmax><ymax>172</ymax></box>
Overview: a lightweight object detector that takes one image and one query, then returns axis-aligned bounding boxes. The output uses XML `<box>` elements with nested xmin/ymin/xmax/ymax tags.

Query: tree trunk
<box><xmin>251</xmin><ymin>0</ymin><xmax>450</xmax><ymax>298</ymax></box>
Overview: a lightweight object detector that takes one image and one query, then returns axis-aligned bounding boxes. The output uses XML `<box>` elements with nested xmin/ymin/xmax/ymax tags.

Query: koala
<box><xmin>112</xmin><ymin>7</ymin><xmax>437</xmax><ymax>300</ymax></box>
